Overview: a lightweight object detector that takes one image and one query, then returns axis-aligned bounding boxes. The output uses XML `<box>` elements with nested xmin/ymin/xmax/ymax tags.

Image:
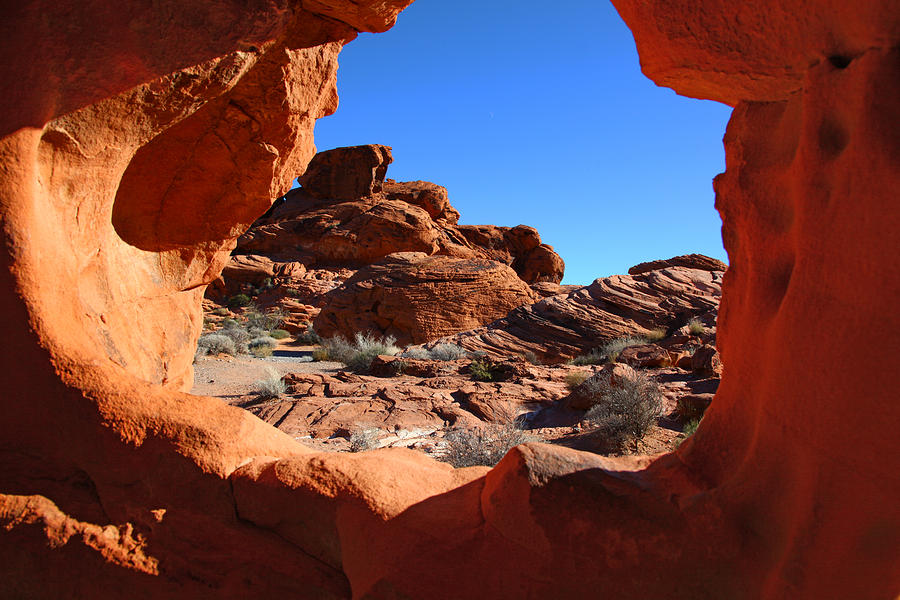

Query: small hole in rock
<box><xmin>828</xmin><ymin>55</ymin><xmax>852</xmax><ymax>69</ymax></box>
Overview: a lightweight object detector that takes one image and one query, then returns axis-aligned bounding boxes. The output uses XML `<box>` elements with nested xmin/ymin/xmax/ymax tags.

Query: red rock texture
<box><xmin>314</xmin><ymin>252</ymin><xmax>538</xmax><ymax>345</ymax></box>
<box><xmin>299</xmin><ymin>144</ymin><xmax>393</xmax><ymax>200</ymax></box>
<box><xmin>1</xmin><ymin>1</ymin><xmax>898</xmax><ymax>599</ymax></box>
<box><xmin>433</xmin><ymin>265</ymin><xmax>723</xmax><ymax>362</ymax></box>
<box><xmin>234</xmin><ymin>146</ymin><xmax>564</xmax><ymax>283</ymax></box>
<box><xmin>628</xmin><ymin>253</ymin><xmax>727</xmax><ymax>275</ymax></box>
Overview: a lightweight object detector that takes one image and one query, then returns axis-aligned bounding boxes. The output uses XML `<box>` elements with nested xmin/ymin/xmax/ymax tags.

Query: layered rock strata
<box><xmin>0</xmin><ymin>1</ymin><xmax>897</xmax><ymax>599</ymax></box>
<box><xmin>314</xmin><ymin>252</ymin><xmax>537</xmax><ymax>345</ymax></box>
<box><xmin>432</xmin><ymin>263</ymin><xmax>722</xmax><ymax>362</ymax></box>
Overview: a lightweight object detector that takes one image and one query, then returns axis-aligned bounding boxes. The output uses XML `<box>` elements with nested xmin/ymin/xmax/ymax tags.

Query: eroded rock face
<box><xmin>234</xmin><ymin>147</ymin><xmax>564</xmax><ymax>282</ymax></box>
<box><xmin>628</xmin><ymin>253</ymin><xmax>727</xmax><ymax>275</ymax></box>
<box><xmin>314</xmin><ymin>252</ymin><xmax>537</xmax><ymax>345</ymax></box>
<box><xmin>299</xmin><ymin>144</ymin><xmax>393</xmax><ymax>200</ymax></box>
<box><xmin>1</xmin><ymin>1</ymin><xmax>898</xmax><ymax>599</ymax></box>
<box><xmin>434</xmin><ymin>265</ymin><xmax>723</xmax><ymax>362</ymax></box>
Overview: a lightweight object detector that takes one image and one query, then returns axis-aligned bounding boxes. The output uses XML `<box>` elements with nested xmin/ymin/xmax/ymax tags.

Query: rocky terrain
<box><xmin>205</xmin><ymin>144</ymin><xmax>564</xmax><ymax>337</ymax></box>
<box><xmin>197</xmin><ymin>246</ymin><xmax>724</xmax><ymax>462</ymax></box>
<box><xmin>2</xmin><ymin>1</ymin><xmax>897</xmax><ymax>598</ymax></box>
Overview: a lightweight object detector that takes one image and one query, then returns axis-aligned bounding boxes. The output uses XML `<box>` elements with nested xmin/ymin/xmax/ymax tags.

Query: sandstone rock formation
<box><xmin>432</xmin><ymin>264</ymin><xmax>723</xmax><ymax>362</ymax></box>
<box><xmin>217</xmin><ymin>143</ymin><xmax>564</xmax><ymax>341</ymax></box>
<box><xmin>314</xmin><ymin>252</ymin><xmax>537</xmax><ymax>345</ymax></box>
<box><xmin>628</xmin><ymin>253</ymin><xmax>727</xmax><ymax>275</ymax></box>
<box><xmin>1</xmin><ymin>1</ymin><xmax>898</xmax><ymax>599</ymax></box>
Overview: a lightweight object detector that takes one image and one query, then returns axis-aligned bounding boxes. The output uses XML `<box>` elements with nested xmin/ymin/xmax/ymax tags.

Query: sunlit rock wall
<box><xmin>0</xmin><ymin>0</ymin><xmax>897</xmax><ymax>598</ymax></box>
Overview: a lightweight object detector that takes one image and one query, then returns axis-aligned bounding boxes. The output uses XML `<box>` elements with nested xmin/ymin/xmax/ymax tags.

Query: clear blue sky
<box><xmin>311</xmin><ymin>0</ymin><xmax>733</xmax><ymax>285</ymax></box>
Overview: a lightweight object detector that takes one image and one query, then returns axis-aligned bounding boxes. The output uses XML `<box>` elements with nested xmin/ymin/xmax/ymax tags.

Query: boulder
<box><xmin>691</xmin><ymin>344</ymin><xmax>723</xmax><ymax>378</ymax></box>
<box><xmin>628</xmin><ymin>254</ymin><xmax>727</xmax><ymax>275</ymax></box>
<box><xmin>383</xmin><ymin>179</ymin><xmax>460</xmax><ymax>223</ymax></box>
<box><xmin>298</xmin><ymin>144</ymin><xmax>393</xmax><ymax>200</ymax></box>
<box><xmin>314</xmin><ymin>252</ymin><xmax>537</xmax><ymax>345</ymax></box>
<box><xmin>617</xmin><ymin>344</ymin><xmax>674</xmax><ymax>368</ymax></box>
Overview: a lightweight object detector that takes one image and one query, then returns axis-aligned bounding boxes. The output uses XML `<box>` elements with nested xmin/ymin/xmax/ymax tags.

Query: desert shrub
<box><xmin>687</xmin><ymin>317</ymin><xmax>706</xmax><ymax>335</ymax></box>
<box><xmin>582</xmin><ymin>371</ymin><xmax>663</xmax><ymax>451</ymax></box>
<box><xmin>599</xmin><ymin>336</ymin><xmax>649</xmax><ymax>363</ymax></box>
<box><xmin>521</xmin><ymin>350</ymin><xmax>540</xmax><ymax>365</ymax></box>
<box><xmin>683</xmin><ymin>418</ymin><xmax>701</xmax><ymax>438</ymax></box>
<box><xmin>269</xmin><ymin>329</ymin><xmax>290</xmax><ymax>340</ymax></box>
<box><xmin>441</xmin><ymin>420</ymin><xmax>537</xmax><ymax>468</ymax></box>
<box><xmin>253</xmin><ymin>367</ymin><xmax>286</xmax><ymax>399</ymax></box>
<box><xmin>311</xmin><ymin>347</ymin><xmax>331</xmax><ymax>362</ymax></box>
<box><xmin>222</xmin><ymin>318</ymin><xmax>241</xmax><ymax>329</ymax></box>
<box><xmin>193</xmin><ymin>345</ymin><xmax>209</xmax><ymax>362</ymax></box>
<box><xmin>198</xmin><ymin>333</ymin><xmax>236</xmax><ymax>356</ymax></box>
<box><xmin>227</xmin><ymin>294</ymin><xmax>251</xmax><ymax>309</ymax></box>
<box><xmin>211</xmin><ymin>307</ymin><xmax>230</xmax><ymax>316</ymax></box>
<box><xmin>564</xmin><ymin>371</ymin><xmax>590</xmax><ymax>391</ymax></box>
<box><xmin>250</xmin><ymin>345</ymin><xmax>273</xmax><ymax>358</ymax></box>
<box><xmin>400</xmin><ymin>347</ymin><xmax>432</xmax><ymax>360</ymax></box>
<box><xmin>248</xmin><ymin>326</ymin><xmax>268</xmax><ymax>338</ymax></box>
<box><xmin>220</xmin><ymin>326</ymin><xmax>250</xmax><ymax>345</ymax></box>
<box><xmin>246</xmin><ymin>307</ymin><xmax>285</xmax><ymax>331</ymax></box>
<box><xmin>429</xmin><ymin>343</ymin><xmax>467</xmax><ymax>361</ymax></box>
<box><xmin>349</xmin><ymin>427</ymin><xmax>381</xmax><ymax>452</ymax></box>
<box><xmin>319</xmin><ymin>333</ymin><xmax>399</xmax><ymax>373</ymax></box>
<box><xmin>249</xmin><ymin>336</ymin><xmax>278</xmax><ymax>358</ymax></box>
<box><xmin>469</xmin><ymin>356</ymin><xmax>500</xmax><ymax>382</ymax></box>
<box><xmin>570</xmin><ymin>349</ymin><xmax>606</xmax><ymax>366</ymax></box>
<box><xmin>569</xmin><ymin>336</ymin><xmax>651</xmax><ymax>365</ymax></box>
<box><xmin>345</xmin><ymin>332</ymin><xmax>400</xmax><ymax>372</ymax></box>
<box><xmin>646</xmin><ymin>327</ymin><xmax>667</xmax><ymax>342</ymax></box>
<box><xmin>296</xmin><ymin>325</ymin><xmax>322</xmax><ymax>345</ymax></box>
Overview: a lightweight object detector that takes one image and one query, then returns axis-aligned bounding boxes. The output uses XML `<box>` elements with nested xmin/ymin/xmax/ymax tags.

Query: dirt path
<box><xmin>190</xmin><ymin>345</ymin><xmax>342</xmax><ymax>398</ymax></box>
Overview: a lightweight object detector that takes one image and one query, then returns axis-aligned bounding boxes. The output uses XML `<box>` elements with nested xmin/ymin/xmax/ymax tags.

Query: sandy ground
<box><xmin>190</xmin><ymin>344</ymin><xmax>342</xmax><ymax>399</ymax></box>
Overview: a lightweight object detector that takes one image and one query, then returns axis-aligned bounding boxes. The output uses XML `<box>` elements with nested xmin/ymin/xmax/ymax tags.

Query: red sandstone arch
<box><xmin>0</xmin><ymin>1</ymin><xmax>897</xmax><ymax>598</ymax></box>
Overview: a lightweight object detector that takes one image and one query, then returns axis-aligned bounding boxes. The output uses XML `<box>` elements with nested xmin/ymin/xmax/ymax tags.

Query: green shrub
<box><xmin>311</xmin><ymin>347</ymin><xmax>331</xmax><ymax>362</ymax></box>
<box><xmin>570</xmin><ymin>336</ymin><xmax>650</xmax><ymax>365</ymax></box>
<box><xmin>683</xmin><ymin>418</ymin><xmax>701</xmax><ymax>438</ymax></box>
<box><xmin>253</xmin><ymin>367</ymin><xmax>286</xmax><ymax>399</ymax></box>
<box><xmin>687</xmin><ymin>317</ymin><xmax>706</xmax><ymax>335</ymax></box>
<box><xmin>570</xmin><ymin>349</ymin><xmax>606</xmax><ymax>366</ymax></box>
<box><xmin>197</xmin><ymin>333</ymin><xmax>236</xmax><ymax>356</ymax></box>
<box><xmin>564</xmin><ymin>371</ymin><xmax>590</xmax><ymax>391</ymax></box>
<box><xmin>249</xmin><ymin>336</ymin><xmax>278</xmax><ymax>358</ymax></box>
<box><xmin>269</xmin><ymin>329</ymin><xmax>290</xmax><ymax>340</ymax></box>
<box><xmin>320</xmin><ymin>333</ymin><xmax>400</xmax><ymax>373</ymax></box>
<box><xmin>227</xmin><ymin>294</ymin><xmax>251</xmax><ymax>309</ymax></box>
<box><xmin>582</xmin><ymin>371</ymin><xmax>663</xmax><ymax>452</ymax></box>
<box><xmin>222</xmin><ymin>318</ymin><xmax>241</xmax><ymax>329</ymax></box>
<box><xmin>441</xmin><ymin>420</ymin><xmax>538</xmax><ymax>468</ymax></box>
<box><xmin>345</xmin><ymin>333</ymin><xmax>400</xmax><ymax>373</ymax></box>
<box><xmin>296</xmin><ymin>325</ymin><xmax>322</xmax><ymax>345</ymax></box>
<box><xmin>211</xmin><ymin>307</ymin><xmax>230</xmax><ymax>316</ymax></box>
<box><xmin>469</xmin><ymin>356</ymin><xmax>500</xmax><ymax>382</ymax></box>
<box><xmin>429</xmin><ymin>343</ymin><xmax>467</xmax><ymax>361</ymax></box>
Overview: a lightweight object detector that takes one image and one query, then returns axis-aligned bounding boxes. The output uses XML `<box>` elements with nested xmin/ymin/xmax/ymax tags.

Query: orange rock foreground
<box><xmin>0</xmin><ymin>1</ymin><xmax>897</xmax><ymax>599</ymax></box>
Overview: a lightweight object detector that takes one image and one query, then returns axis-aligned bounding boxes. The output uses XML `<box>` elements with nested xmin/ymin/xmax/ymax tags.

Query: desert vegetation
<box><xmin>578</xmin><ymin>371</ymin><xmax>663</xmax><ymax>451</ymax></box>
<box><xmin>440</xmin><ymin>419</ymin><xmax>537</xmax><ymax>468</ymax></box>
<box><xmin>313</xmin><ymin>332</ymin><xmax>400</xmax><ymax>372</ymax></box>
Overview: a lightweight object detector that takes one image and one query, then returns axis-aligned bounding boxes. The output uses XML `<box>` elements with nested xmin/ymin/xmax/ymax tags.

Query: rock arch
<box><xmin>0</xmin><ymin>1</ymin><xmax>897</xmax><ymax>597</ymax></box>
